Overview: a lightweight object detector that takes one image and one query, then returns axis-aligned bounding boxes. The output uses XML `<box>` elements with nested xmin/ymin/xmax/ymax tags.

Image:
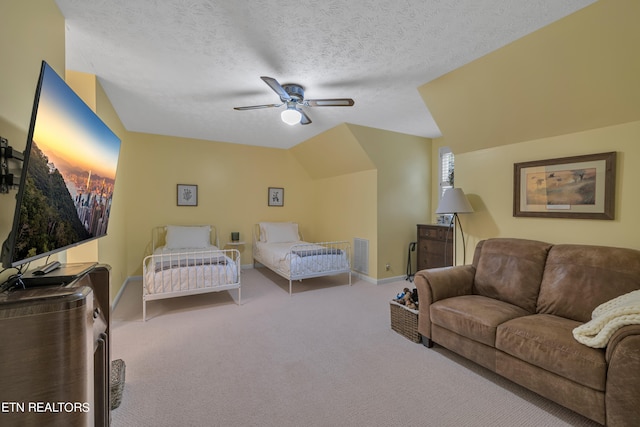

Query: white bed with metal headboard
<box><xmin>142</xmin><ymin>225</ymin><xmax>240</xmax><ymax>320</ymax></box>
<box><xmin>253</xmin><ymin>222</ymin><xmax>351</xmax><ymax>295</ymax></box>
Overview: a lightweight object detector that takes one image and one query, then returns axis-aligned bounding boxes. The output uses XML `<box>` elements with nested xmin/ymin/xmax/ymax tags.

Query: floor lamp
<box><xmin>435</xmin><ymin>188</ymin><xmax>474</xmax><ymax>265</ymax></box>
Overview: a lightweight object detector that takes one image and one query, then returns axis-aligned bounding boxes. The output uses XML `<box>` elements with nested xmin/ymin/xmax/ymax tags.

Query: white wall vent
<box><xmin>353</xmin><ymin>238</ymin><xmax>369</xmax><ymax>275</ymax></box>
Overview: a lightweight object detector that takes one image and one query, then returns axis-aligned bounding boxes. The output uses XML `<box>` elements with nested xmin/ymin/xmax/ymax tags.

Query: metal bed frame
<box><xmin>142</xmin><ymin>225</ymin><xmax>240</xmax><ymax>321</ymax></box>
<box><xmin>252</xmin><ymin>224</ymin><xmax>351</xmax><ymax>295</ymax></box>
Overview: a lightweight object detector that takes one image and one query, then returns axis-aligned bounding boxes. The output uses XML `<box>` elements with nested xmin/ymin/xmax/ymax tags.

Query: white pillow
<box><xmin>165</xmin><ymin>225</ymin><xmax>211</xmax><ymax>249</ymax></box>
<box><xmin>259</xmin><ymin>222</ymin><xmax>278</xmax><ymax>242</ymax></box>
<box><xmin>260</xmin><ymin>222</ymin><xmax>299</xmax><ymax>243</ymax></box>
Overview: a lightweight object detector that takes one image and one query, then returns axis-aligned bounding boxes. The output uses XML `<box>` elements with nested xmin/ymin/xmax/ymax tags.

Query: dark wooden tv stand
<box><xmin>0</xmin><ymin>263</ymin><xmax>111</xmax><ymax>427</ymax></box>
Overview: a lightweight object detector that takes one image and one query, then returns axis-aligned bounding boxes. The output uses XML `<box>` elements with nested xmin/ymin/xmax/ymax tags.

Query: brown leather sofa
<box><xmin>414</xmin><ymin>238</ymin><xmax>640</xmax><ymax>427</ymax></box>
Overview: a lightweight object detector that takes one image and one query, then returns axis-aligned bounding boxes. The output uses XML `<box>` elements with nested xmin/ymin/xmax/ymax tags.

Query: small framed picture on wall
<box><xmin>268</xmin><ymin>187</ymin><xmax>284</xmax><ymax>207</ymax></box>
<box><xmin>177</xmin><ymin>184</ymin><xmax>198</xmax><ymax>206</ymax></box>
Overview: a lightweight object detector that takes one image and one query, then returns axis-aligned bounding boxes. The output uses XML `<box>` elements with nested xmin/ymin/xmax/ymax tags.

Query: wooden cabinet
<box><xmin>417</xmin><ymin>224</ymin><xmax>453</xmax><ymax>271</ymax></box>
<box><xmin>0</xmin><ymin>263</ymin><xmax>111</xmax><ymax>427</ymax></box>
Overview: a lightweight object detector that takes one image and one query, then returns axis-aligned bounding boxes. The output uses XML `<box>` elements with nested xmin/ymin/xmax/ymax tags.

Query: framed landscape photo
<box><xmin>268</xmin><ymin>187</ymin><xmax>284</xmax><ymax>207</ymax></box>
<box><xmin>513</xmin><ymin>152</ymin><xmax>616</xmax><ymax>220</ymax></box>
<box><xmin>177</xmin><ymin>184</ymin><xmax>198</xmax><ymax>206</ymax></box>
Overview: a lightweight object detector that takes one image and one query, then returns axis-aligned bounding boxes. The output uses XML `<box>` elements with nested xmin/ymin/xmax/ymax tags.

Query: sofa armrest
<box><xmin>604</xmin><ymin>324</ymin><xmax>640</xmax><ymax>427</ymax></box>
<box><xmin>414</xmin><ymin>265</ymin><xmax>475</xmax><ymax>343</ymax></box>
<box><xmin>605</xmin><ymin>324</ymin><xmax>640</xmax><ymax>362</ymax></box>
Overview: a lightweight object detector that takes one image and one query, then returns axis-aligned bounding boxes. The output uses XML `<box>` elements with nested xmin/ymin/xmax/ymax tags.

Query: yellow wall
<box><xmin>290</xmin><ymin>124</ymin><xmax>375</xmax><ymax>179</ymax></box>
<box><xmin>0</xmin><ymin>2</ymin><xmax>129</xmax><ymax>295</ymax></box>
<box><xmin>350</xmin><ymin>125</ymin><xmax>432</xmax><ymax>279</ymax></box>
<box><xmin>0</xmin><ymin>0</ymin><xmax>64</xmax><ymax>127</ymax></box>
<box><xmin>0</xmin><ymin>0</ymin><xmax>65</xmax><ymax>283</ymax></box>
<box><xmin>123</xmin><ymin>123</ymin><xmax>429</xmax><ymax>282</ymax></box>
<box><xmin>291</xmin><ymin>124</ymin><xmax>432</xmax><ymax>280</ymax></box>
<box><xmin>421</xmin><ymin>0</ymin><xmax>640</xmax><ymax>263</ymax></box>
<box><xmin>456</xmin><ymin>121</ymin><xmax>640</xmax><ymax>257</ymax></box>
<box><xmin>122</xmin><ymin>132</ymin><xmax>314</xmax><ymax>275</ymax></box>
<box><xmin>95</xmin><ymin>82</ymin><xmax>130</xmax><ymax>290</ymax></box>
<box><xmin>419</xmin><ymin>0</ymin><xmax>640</xmax><ymax>155</ymax></box>
<box><xmin>309</xmin><ymin>169</ymin><xmax>378</xmax><ymax>275</ymax></box>
<box><xmin>291</xmin><ymin>124</ymin><xmax>378</xmax><ymax>276</ymax></box>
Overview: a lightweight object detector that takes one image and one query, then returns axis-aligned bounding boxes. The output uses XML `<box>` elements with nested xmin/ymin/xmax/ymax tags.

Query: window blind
<box><xmin>439</xmin><ymin>147</ymin><xmax>454</xmax><ymax>197</ymax></box>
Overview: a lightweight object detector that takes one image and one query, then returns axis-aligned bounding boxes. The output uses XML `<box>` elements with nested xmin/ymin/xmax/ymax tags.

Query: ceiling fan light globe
<box><xmin>281</xmin><ymin>109</ymin><xmax>301</xmax><ymax>125</ymax></box>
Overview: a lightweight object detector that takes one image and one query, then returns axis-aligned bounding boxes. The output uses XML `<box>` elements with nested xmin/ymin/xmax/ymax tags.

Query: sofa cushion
<box><xmin>537</xmin><ymin>244</ymin><xmax>640</xmax><ymax>323</ymax></box>
<box><xmin>430</xmin><ymin>295</ymin><xmax>530</xmax><ymax>347</ymax></box>
<box><xmin>473</xmin><ymin>238</ymin><xmax>552</xmax><ymax>313</ymax></box>
<box><xmin>496</xmin><ymin>314</ymin><xmax>606</xmax><ymax>391</ymax></box>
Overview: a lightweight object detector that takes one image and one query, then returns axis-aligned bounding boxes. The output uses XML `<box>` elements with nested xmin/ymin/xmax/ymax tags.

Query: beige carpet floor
<box><xmin>110</xmin><ymin>268</ymin><xmax>599</xmax><ymax>427</ymax></box>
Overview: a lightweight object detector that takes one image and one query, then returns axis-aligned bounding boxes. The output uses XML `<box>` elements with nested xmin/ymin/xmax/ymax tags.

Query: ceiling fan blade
<box><xmin>233</xmin><ymin>103</ymin><xmax>282</xmax><ymax>111</ymax></box>
<box><xmin>305</xmin><ymin>98</ymin><xmax>355</xmax><ymax>107</ymax></box>
<box><xmin>260</xmin><ymin>76</ymin><xmax>291</xmax><ymax>101</ymax></box>
<box><xmin>299</xmin><ymin>109</ymin><xmax>312</xmax><ymax>125</ymax></box>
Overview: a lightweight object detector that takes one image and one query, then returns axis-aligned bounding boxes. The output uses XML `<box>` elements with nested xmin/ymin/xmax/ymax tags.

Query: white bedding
<box><xmin>255</xmin><ymin>240</ymin><xmax>350</xmax><ymax>277</ymax></box>
<box><xmin>152</xmin><ymin>245</ymin><xmax>226</xmax><ymax>265</ymax></box>
<box><xmin>144</xmin><ymin>245</ymin><xmax>239</xmax><ymax>294</ymax></box>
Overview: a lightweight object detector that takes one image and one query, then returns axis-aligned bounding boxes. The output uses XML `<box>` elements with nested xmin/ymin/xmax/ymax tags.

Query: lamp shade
<box><xmin>281</xmin><ymin>108</ymin><xmax>301</xmax><ymax>125</ymax></box>
<box><xmin>435</xmin><ymin>188</ymin><xmax>474</xmax><ymax>214</ymax></box>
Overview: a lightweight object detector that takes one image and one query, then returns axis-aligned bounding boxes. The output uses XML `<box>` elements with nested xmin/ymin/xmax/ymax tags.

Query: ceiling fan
<box><xmin>233</xmin><ymin>76</ymin><xmax>355</xmax><ymax>125</ymax></box>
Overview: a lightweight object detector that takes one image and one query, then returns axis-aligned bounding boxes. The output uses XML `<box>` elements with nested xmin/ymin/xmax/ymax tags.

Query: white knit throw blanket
<box><xmin>572</xmin><ymin>290</ymin><xmax>640</xmax><ymax>348</ymax></box>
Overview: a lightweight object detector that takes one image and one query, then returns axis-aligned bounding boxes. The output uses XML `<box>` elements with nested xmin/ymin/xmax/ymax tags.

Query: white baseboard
<box><xmin>352</xmin><ymin>272</ymin><xmax>407</xmax><ymax>285</ymax></box>
<box><xmin>112</xmin><ymin>275</ymin><xmax>141</xmax><ymax>310</ymax></box>
<box><xmin>375</xmin><ymin>275</ymin><xmax>408</xmax><ymax>285</ymax></box>
<box><xmin>353</xmin><ymin>272</ymin><xmax>376</xmax><ymax>284</ymax></box>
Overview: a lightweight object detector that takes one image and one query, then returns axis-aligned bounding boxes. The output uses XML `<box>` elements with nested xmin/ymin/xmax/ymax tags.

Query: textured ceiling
<box><xmin>54</xmin><ymin>0</ymin><xmax>596</xmax><ymax>149</ymax></box>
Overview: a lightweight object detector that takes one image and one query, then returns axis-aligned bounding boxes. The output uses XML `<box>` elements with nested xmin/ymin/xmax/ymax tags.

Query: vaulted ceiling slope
<box><xmin>55</xmin><ymin>0</ymin><xmax>595</xmax><ymax>149</ymax></box>
<box><xmin>419</xmin><ymin>0</ymin><xmax>640</xmax><ymax>154</ymax></box>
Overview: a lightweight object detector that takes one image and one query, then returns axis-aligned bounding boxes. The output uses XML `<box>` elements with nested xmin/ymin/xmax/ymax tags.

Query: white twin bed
<box><xmin>253</xmin><ymin>222</ymin><xmax>351</xmax><ymax>295</ymax></box>
<box><xmin>142</xmin><ymin>225</ymin><xmax>241</xmax><ymax>321</ymax></box>
<box><xmin>141</xmin><ymin>222</ymin><xmax>349</xmax><ymax>319</ymax></box>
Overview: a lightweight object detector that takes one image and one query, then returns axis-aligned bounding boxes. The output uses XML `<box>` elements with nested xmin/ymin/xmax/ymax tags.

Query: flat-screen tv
<box><xmin>1</xmin><ymin>61</ymin><xmax>121</xmax><ymax>269</ymax></box>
